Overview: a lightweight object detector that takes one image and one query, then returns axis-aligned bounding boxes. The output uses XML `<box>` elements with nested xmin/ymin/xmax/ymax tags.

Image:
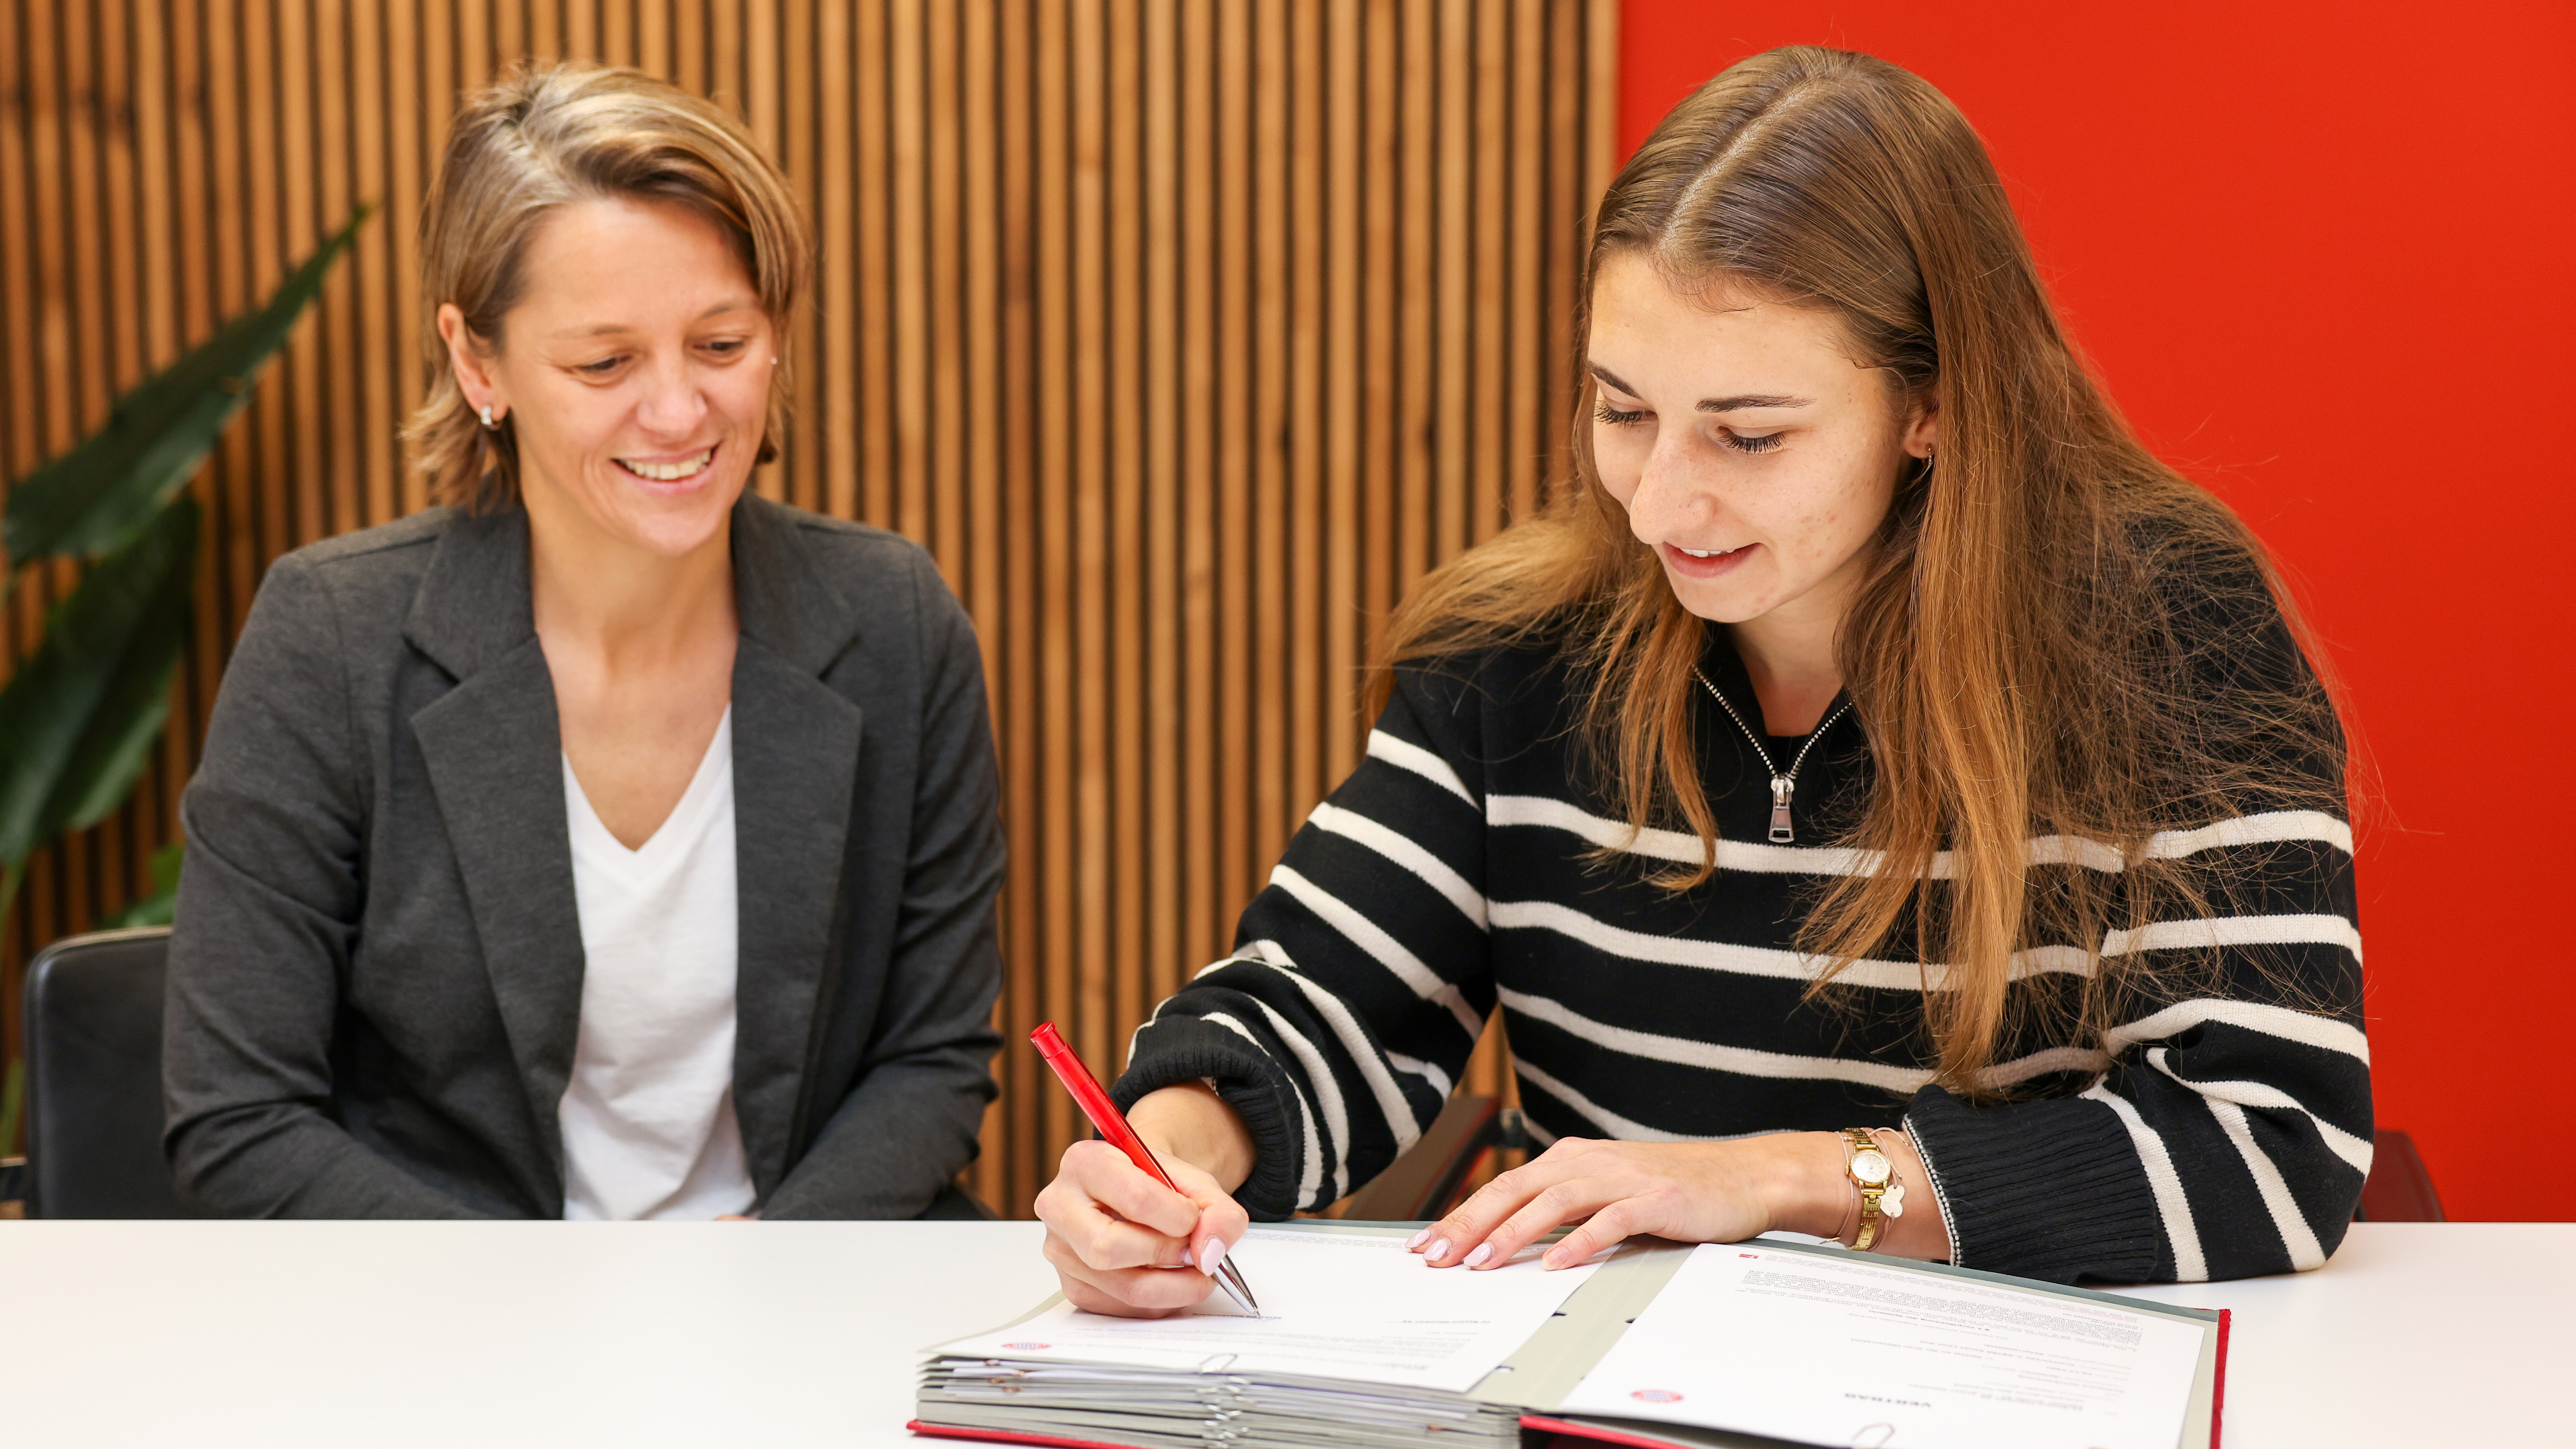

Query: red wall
<box><xmin>1617</xmin><ymin>2</ymin><xmax>2576</xmax><ymax>1222</ymax></box>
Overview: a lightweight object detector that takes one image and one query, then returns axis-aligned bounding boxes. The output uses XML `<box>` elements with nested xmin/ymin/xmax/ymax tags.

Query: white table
<box><xmin>0</xmin><ymin>1221</ymin><xmax>2552</xmax><ymax>1446</ymax></box>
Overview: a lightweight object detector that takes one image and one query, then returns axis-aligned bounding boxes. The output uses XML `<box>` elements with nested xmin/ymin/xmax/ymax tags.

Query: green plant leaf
<box><xmin>0</xmin><ymin>497</ymin><xmax>198</xmax><ymax>865</ymax></box>
<box><xmin>100</xmin><ymin>840</ymin><xmax>184</xmax><ymax>929</ymax></box>
<box><xmin>3</xmin><ymin>208</ymin><xmax>370</xmax><ymax>566</ymax></box>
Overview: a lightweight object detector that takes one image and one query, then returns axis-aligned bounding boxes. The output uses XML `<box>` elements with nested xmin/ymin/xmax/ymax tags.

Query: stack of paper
<box><xmin>914</xmin><ymin>1224</ymin><xmax>1605</xmax><ymax>1449</ymax></box>
<box><xmin>918</xmin><ymin>1362</ymin><xmax>1523</xmax><ymax>1449</ymax></box>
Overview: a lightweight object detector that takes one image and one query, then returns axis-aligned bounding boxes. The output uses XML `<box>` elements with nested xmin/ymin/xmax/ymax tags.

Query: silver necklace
<box><xmin>1693</xmin><ymin>667</ymin><xmax>1852</xmax><ymax>844</ymax></box>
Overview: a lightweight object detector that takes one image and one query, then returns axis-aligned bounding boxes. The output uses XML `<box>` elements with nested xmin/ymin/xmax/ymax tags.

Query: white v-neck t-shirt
<box><xmin>558</xmin><ymin>707</ymin><xmax>757</xmax><ymax>1220</ymax></box>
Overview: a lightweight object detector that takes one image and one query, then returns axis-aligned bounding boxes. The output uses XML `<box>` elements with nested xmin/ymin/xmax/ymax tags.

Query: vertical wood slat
<box><xmin>0</xmin><ymin>0</ymin><xmax>1621</xmax><ymax>1213</ymax></box>
<box><xmin>1069</xmin><ymin>0</ymin><xmax>1112</xmax><ymax>1078</ymax></box>
<box><xmin>1030</xmin><ymin>0</ymin><xmax>1079</xmax><ymax>1156</ymax></box>
<box><xmin>1137</xmin><ymin>0</ymin><xmax>1181</xmax><ymax>1085</ymax></box>
<box><xmin>68</xmin><ymin>0</ymin><xmax>117</xmax><ymax>932</ymax></box>
<box><xmin>956</xmin><ymin>0</ymin><xmax>1011</xmax><ymax>1219</ymax></box>
<box><xmin>1172</xmin><ymin>0</ymin><xmax>1219</xmax><ymax>1074</ymax></box>
<box><xmin>1102</xmin><ymin>0</ymin><xmax>1144</xmax><ymax>1046</ymax></box>
<box><xmin>989</xmin><ymin>0</ymin><xmax>1043</xmax><ymax>1222</ymax></box>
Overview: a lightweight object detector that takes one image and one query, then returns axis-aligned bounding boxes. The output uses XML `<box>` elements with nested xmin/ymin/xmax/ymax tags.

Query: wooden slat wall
<box><xmin>0</xmin><ymin>0</ymin><xmax>1620</xmax><ymax>1217</ymax></box>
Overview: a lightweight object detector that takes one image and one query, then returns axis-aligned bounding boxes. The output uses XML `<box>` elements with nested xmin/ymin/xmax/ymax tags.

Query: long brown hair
<box><xmin>1374</xmin><ymin>46</ymin><xmax>2346</xmax><ymax>1093</ymax></box>
<box><xmin>403</xmin><ymin>61</ymin><xmax>811</xmax><ymax>513</ymax></box>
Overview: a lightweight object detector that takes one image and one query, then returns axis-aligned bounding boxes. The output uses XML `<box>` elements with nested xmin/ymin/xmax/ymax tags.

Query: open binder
<box><xmin>912</xmin><ymin>1221</ymin><xmax>2228</xmax><ymax>1449</ymax></box>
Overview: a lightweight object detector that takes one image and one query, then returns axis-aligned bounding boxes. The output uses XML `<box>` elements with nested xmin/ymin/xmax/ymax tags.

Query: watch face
<box><xmin>1852</xmin><ymin>1150</ymin><xmax>1891</xmax><ymax>1185</ymax></box>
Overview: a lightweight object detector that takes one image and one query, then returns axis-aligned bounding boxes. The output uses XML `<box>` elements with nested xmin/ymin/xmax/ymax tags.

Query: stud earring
<box><xmin>479</xmin><ymin>403</ymin><xmax>497</xmax><ymax>430</ymax></box>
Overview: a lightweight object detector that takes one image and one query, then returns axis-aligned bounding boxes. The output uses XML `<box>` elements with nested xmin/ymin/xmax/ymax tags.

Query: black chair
<box><xmin>18</xmin><ymin>926</ymin><xmax>189</xmax><ymax>1218</ymax></box>
<box><xmin>1338</xmin><ymin>1094</ymin><xmax>1515</xmax><ymax>1222</ymax></box>
<box><xmin>2355</xmin><ymin>1129</ymin><xmax>2444</xmax><ymax>1222</ymax></box>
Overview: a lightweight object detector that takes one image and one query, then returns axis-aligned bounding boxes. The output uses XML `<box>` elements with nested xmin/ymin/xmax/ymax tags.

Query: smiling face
<box><xmin>440</xmin><ymin>196</ymin><xmax>775</xmax><ymax>561</ymax></box>
<box><xmin>1586</xmin><ymin>251</ymin><xmax>1934</xmax><ymax>641</ymax></box>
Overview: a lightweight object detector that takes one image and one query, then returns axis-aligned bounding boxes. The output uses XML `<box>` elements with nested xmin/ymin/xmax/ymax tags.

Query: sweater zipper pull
<box><xmin>1694</xmin><ymin>667</ymin><xmax>1854</xmax><ymax>851</ymax></box>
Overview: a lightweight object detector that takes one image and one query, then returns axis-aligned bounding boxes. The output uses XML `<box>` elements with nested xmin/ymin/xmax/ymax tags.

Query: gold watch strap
<box><xmin>1841</xmin><ymin>1127</ymin><xmax>1892</xmax><ymax>1252</ymax></box>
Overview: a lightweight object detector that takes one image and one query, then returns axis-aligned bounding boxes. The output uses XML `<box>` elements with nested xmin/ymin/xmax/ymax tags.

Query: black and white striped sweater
<box><xmin>1113</xmin><ymin>595</ymin><xmax>2369</xmax><ymax>1285</ymax></box>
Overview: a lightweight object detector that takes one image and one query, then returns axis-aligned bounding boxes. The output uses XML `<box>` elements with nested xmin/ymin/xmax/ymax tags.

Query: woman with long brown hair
<box><xmin>1039</xmin><ymin>45</ymin><xmax>2365</xmax><ymax>1303</ymax></box>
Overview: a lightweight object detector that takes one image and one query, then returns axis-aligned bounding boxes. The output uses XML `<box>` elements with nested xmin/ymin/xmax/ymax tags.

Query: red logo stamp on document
<box><xmin>1003</xmin><ymin>1342</ymin><xmax>1050</xmax><ymax>1351</ymax></box>
<box><xmin>1631</xmin><ymin>1389</ymin><xmax>1684</xmax><ymax>1404</ymax></box>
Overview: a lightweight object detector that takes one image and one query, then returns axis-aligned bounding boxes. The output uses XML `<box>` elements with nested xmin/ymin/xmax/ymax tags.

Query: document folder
<box><xmin>912</xmin><ymin>1220</ymin><xmax>2228</xmax><ymax>1449</ymax></box>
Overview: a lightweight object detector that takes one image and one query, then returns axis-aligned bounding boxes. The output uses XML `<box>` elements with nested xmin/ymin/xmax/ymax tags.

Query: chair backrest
<box><xmin>1338</xmin><ymin>1094</ymin><xmax>1503</xmax><ymax>1223</ymax></box>
<box><xmin>23</xmin><ymin>927</ymin><xmax>188</xmax><ymax>1218</ymax></box>
<box><xmin>2355</xmin><ymin>1128</ymin><xmax>2444</xmax><ymax>1222</ymax></box>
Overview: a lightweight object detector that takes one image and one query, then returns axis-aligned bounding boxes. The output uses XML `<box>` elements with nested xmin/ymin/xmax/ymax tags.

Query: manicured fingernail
<box><xmin>1425</xmin><ymin>1238</ymin><xmax>1451</xmax><ymax>1262</ymax></box>
<box><xmin>1405</xmin><ymin>1227</ymin><xmax>1431</xmax><ymax>1250</ymax></box>
<box><xmin>1178</xmin><ymin>1247</ymin><xmax>1195</xmax><ymax>1267</ymax></box>
<box><xmin>1463</xmin><ymin>1242</ymin><xmax>1493</xmax><ymax>1268</ymax></box>
<box><xmin>1200</xmin><ymin>1237</ymin><xmax>1227</xmax><ymax>1276</ymax></box>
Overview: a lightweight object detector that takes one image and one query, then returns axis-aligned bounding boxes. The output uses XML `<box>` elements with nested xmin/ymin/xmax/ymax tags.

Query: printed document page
<box><xmin>1555</xmin><ymin>1244</ymin><xmax>2204</xmax><ymax>1449</ymax></box>
<box><xmin>932</xmin><ymin>1227</ymin><xmax>1603</xmax><ymax>1394</ymax></box>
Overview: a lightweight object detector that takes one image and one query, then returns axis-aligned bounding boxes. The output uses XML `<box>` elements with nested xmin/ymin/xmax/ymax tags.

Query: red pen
<box><xmin>1030</xmin><ymin>1022</ymin><xmax>1262</xmax><ymax>1317</ymax></box>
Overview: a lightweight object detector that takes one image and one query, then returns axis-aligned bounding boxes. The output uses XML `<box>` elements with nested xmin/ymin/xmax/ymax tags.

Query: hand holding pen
<box><xmin>1029</xmin><ymin>1023</ymin><xmax>1263</xmax><ymax>1319</ymax></box>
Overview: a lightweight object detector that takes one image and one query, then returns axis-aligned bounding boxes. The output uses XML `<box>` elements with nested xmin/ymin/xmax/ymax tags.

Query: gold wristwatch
<box><xmin>1839</xmin><ymin>1127</ymin><xmax>1907</xmax><ymax>1251</ymax></box>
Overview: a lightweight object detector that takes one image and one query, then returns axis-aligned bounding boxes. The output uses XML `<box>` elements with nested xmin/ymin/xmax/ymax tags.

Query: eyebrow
<box><xmin>1589</xmin><ymin>364</ymin><xmax>1812</xmax><ymax>413</ymax></box>
<box><xmin>1696</xmin><ymin>393</ymin><xmax>1812</xmax><ymax>412</ymax></box>
<box><xmin>549</xmin><ymin>300</ymin><xmax>761</xmax><ymax>339</ymax></box>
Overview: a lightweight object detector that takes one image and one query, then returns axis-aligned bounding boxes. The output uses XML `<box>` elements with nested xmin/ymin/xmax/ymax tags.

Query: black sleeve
<box><xmin>162</xmin><ymin>555</ymin><xmax>489</xmax><ymax>1218</ymax></box>
<box><xmin>1112</xmin><ymin>663</ymin><xmax>1497</xmax><ymax>1218</ymax></box>
<box><xmin>1906</xmin><ymin>559</ymin><xmax>2368</xmax><ymax>1283</ymax></box>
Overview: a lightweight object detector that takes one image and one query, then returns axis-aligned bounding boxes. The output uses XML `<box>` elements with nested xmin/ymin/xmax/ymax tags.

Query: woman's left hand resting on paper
<box><xmin>1411</xmin><ymin>1131</ymin><xmax>1952</xmax><ymax>1272</ymax></box>
<box><xmin>1036</xmin><ymin>1082</ymin><xmax>1254</xmax><ymax>1317</ymax></box>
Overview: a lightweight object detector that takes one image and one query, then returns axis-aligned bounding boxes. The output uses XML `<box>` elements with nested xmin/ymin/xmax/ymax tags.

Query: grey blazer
<box><xmin>163</xmin><ymin>495</ymin><xmax>1004</xmax><ymax>1218</ymax></box>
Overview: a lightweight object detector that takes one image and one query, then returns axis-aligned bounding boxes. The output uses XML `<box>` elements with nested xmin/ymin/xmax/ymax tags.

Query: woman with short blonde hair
<box><xmin>405</xmin><ymin>63</ymin><xmax>809</xmax><ymax>514</ymax></box>
<box><xmin>166</xmin><ymin>62</ymin><xmax>1003</xmax><ymax>1221</ymax></box>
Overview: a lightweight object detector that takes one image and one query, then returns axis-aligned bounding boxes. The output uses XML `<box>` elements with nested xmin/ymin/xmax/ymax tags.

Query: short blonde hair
<box><xmin>403</xmin><ymin>61</ymin><xmax>811</xmax><ymax>514</ymax></box>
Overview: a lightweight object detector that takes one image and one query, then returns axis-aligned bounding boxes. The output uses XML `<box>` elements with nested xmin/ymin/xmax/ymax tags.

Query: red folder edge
<box><xmin>1522</xmin><ymin>1308</ymin><xmax>2233</xmax><ymax>1449</ymax></box>
<box><xmin>1518</xmin><ymin>1414</ymin><xmax>1706</xmax><ymax>1449</ymax></box>
<box><xmin>908</xmin><ymin>1418</ymin><xmax>1148</xmax><ymax>1449</ymax></box>
<box><xmin>2211</xmin><ymin>1306</ymin><xmax>2231</xmax><ymax>1447</ymax></box>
